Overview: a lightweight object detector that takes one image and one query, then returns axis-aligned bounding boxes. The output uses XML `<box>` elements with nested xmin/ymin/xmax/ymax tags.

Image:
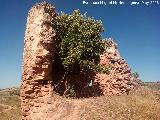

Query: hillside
<box><xmin>0</xmin><ymin>85</ymin><xmax>160</xmax><ymax>120</ymax></box>
<box><xmin>144</xmin><ymin>82</ymin><xmax>160</xmax><ymax>90</ymax></box>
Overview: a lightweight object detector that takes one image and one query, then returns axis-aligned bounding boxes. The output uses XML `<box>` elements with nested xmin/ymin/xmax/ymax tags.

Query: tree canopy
<box><xmin>53</xmin><ymin>10</ymin><xmax>108</xmax><ymax>97</ymax></box>
<box><xmin>55</xmin><ymin>10</ymin><xmax>108</xmax><ymax>73</ymax></box>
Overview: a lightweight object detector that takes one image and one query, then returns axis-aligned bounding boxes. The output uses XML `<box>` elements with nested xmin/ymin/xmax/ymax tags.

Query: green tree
<box><xmin>55</xmin><ymin>10</ymin><xmax>105</xmax><ymax>71</ymax></box>
<box><xmin>54</xmin><ymin>10</ymin><xmax>108</xmax><ymax>97</ymax></box>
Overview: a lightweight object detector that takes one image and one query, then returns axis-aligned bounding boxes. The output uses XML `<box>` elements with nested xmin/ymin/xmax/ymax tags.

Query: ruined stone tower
<box><xmin>21</xmin><ymin>2</ymin><xmax>57</xmax><ymax>119</ymax></box>
<box><xmin>20</xmin><ymin>2</ymin><xmax>137</xmax><ymax>119</ymax></box>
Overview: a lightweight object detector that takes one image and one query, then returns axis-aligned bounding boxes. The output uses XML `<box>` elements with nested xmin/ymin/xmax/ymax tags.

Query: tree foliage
<box><xmin>54</xmin><ymin>10</ymin><xmax>108</xmax><ymax>97</ymax></box>
<box><xmin>55</xmin><ymin>10</ymin><xmax>106</xmax><ymax>72</ymax></box>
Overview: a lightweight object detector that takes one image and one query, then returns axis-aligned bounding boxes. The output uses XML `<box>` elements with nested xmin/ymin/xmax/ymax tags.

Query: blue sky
<box><xmin>0</xmin><ymin>0</ymin><xmax>159</xmax><ymax>88</ymax></box>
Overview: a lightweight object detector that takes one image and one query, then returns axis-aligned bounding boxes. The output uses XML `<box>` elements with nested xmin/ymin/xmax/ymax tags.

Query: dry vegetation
<box><xmin>0</xmin><ymin>86</ymin><xmax>159</xmax><ymax>120</ymax></box>
<box><xmin>84</xmin><ymin>87</ymin><xmax>160</xmax><ymax>120</ymax></box>
<box><xmin>0</xmin><ymin>88</ymin><xmax>21</xmax><ymax>120</ymax></box>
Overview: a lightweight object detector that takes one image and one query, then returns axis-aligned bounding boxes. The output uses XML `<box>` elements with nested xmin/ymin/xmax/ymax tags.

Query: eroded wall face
<box><xmin>95</xmin><ymin>40</ymin><xmax>135</xmax><ymax>95</ymax></box>
<box><xmin>21</xmin><ymin>3</ymin><xmax>57</xmax><ymax>119</ymax></box>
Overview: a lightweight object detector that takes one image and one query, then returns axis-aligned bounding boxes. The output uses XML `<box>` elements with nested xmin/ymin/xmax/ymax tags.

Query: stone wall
<box><xmin>94</xmin><ymin>39</ymin><xmax>135</xmax><ymax>95</ymax></box>
<box><xmin>20</xmin><ymin>2</ymin><xmax>57</xmax><ymax>119</ymax></box>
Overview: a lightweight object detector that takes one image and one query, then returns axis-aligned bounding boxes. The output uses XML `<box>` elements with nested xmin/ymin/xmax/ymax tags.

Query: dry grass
<box><xmin>0</xmin><ymin>104</ymin><xmax>5</xmax><ymax>112</ymax></box>
<box><xmin>0</xmin><ymin>86</ymin><xmax>159</xmax><ymax>120</ymax></box>
<box><xmin>83</xmin><ymin>87</ymin><xmax>160</xmax><ymax>120</ymax></box>
<box><xmin>0</xmin><ymin>95</ymin><xmax>21</xmax><ymax>120</ymax></box>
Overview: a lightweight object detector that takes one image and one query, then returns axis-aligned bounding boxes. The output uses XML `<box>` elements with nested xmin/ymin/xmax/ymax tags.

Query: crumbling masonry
<box><xmin>21</xmin><ymin>2</ymin><xmax>136</xmax><ymax>119</ymax></box>
<box><xmin>21</xmin><ymin>3</ymin><xmax>57</xmax><ymax>119</ymax></box>
<box><xmin>95</xmin><ymin>40</ymin><xmax>136</xmax><ymax>95</ymax></box>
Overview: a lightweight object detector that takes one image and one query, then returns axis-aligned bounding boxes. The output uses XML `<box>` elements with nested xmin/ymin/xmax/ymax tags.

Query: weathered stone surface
<box><xmin>94</xmin><ymin>39</ymin><xmax>135</xmax><ymax>95</ymax></box>
<box><xmin>20</xmin><ymin>2</ymin><xmax>57</xmax><ymax>119</ymax></box>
